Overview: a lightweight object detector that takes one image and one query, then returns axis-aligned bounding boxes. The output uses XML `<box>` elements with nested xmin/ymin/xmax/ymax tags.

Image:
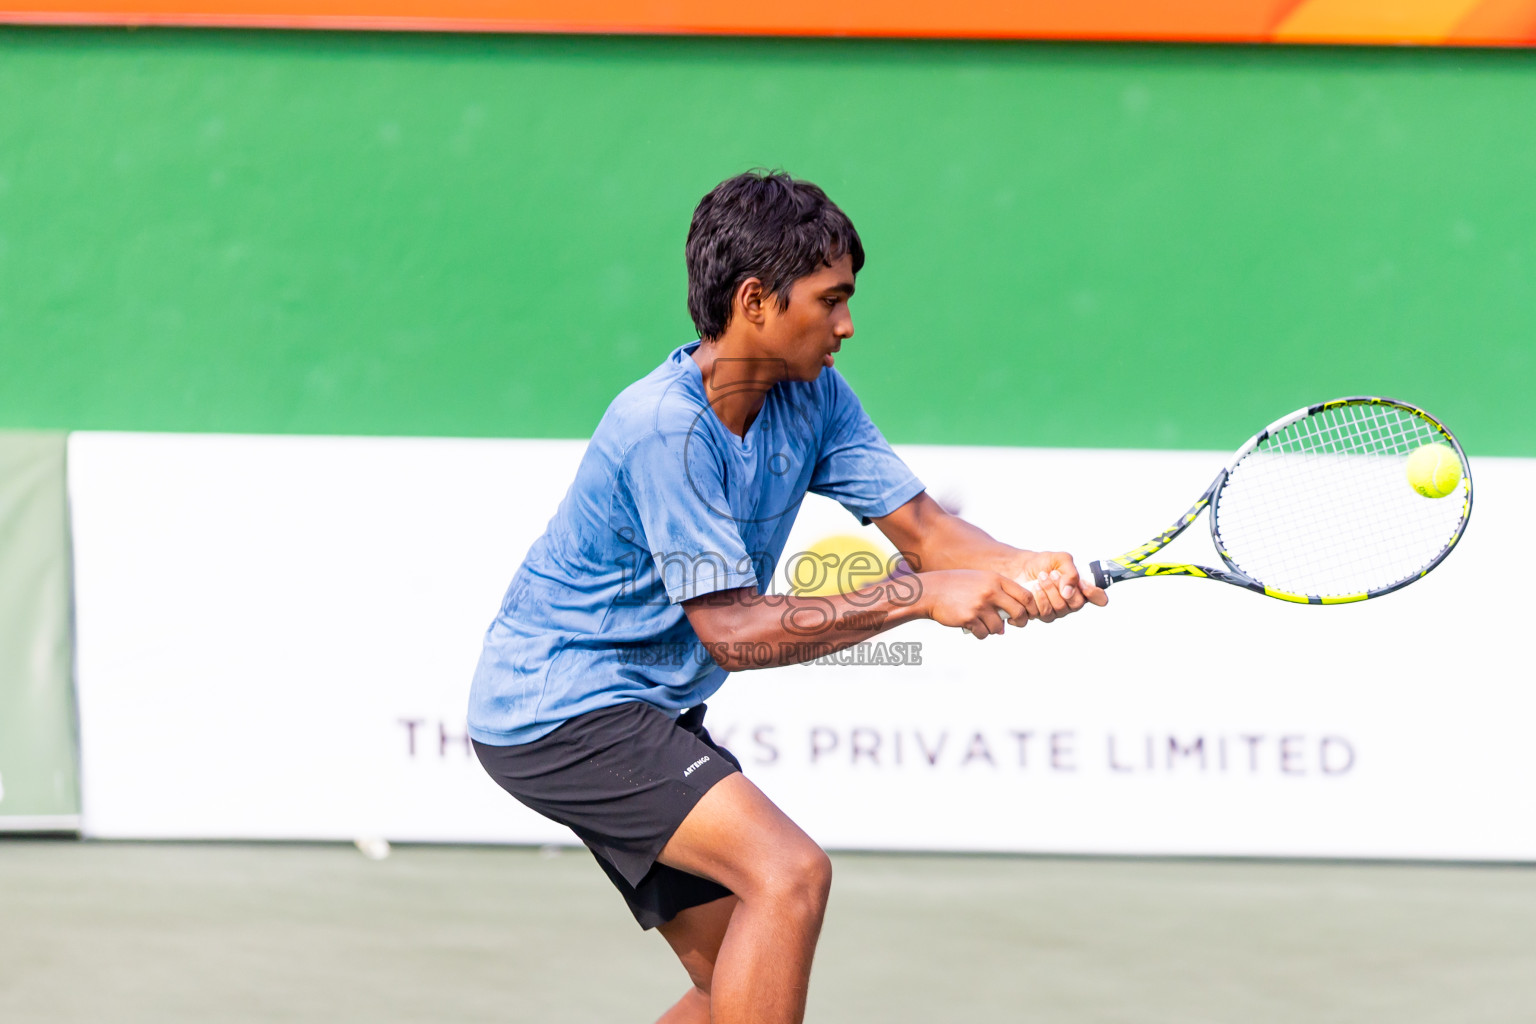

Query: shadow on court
<box><xmin>1</xmin><ymin>840</ymin><xmax>1532</xmax><ymax>1022</ymax></box>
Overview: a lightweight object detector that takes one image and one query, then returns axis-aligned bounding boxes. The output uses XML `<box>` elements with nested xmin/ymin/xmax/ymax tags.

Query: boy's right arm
<box><xmin>682</xmin><ymin>569</ymin><xmax>1034</xmax><ymax>672</ymax></box>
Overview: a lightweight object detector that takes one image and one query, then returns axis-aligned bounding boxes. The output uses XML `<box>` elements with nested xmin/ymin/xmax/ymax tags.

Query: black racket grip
<box><xmin>1089</xmin><ymin>560</ymin><xmax>1111</xmax><ymax>590</ymax></box>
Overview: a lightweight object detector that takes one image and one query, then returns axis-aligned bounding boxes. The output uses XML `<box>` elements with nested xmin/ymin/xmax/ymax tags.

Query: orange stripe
<box><xmin>1445</xmin><ymin>0</ymin><xmax>1536</xmax><ymax>41</ymax></box>
<box><xmin>3</xmin><ymin>0</ymin><xmax>1535</xmax><ymax>42</ymax></box>
<box><xmin>0</xmin><ymin>1</ymin><xmax>1307</xmax><ymax>40</ymax></box>
<box><xmin>1274</xmin><ymin>0</ymin><xmax>1488</xmax><ymax>42</ymax></box>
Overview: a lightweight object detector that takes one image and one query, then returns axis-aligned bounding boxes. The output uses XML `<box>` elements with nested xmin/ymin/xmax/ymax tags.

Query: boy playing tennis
<box><xmin>469</xmin><ymin>171</ymin><xmax>1106</xmax><ymax>1024</ymax></box>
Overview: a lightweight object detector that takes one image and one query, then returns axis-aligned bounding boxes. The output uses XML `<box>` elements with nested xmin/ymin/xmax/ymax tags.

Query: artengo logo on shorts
<box><xmin>684</xmin><ymin>756</ymin><xmax>711</xmax><ymax>777</ymax></box>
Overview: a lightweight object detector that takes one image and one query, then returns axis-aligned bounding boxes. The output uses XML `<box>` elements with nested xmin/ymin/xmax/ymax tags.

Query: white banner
<box><xmin>68</xmin><ymin>432</ymin><xmax>1536</xmax><ymax>860</ymax></box>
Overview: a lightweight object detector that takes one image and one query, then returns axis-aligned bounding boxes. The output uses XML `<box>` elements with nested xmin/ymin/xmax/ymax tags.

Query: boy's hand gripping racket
<box><xmin>1088</xmin><ymin>397</ymin><xmax>1472</xmax><ymax>605</ymax></box>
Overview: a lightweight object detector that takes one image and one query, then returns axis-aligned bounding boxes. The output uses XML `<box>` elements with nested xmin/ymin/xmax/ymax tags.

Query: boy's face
<box><xmin>761</xmin><ymin>254</ymin><xmax>856</xmax><ymax>382</ymax></box>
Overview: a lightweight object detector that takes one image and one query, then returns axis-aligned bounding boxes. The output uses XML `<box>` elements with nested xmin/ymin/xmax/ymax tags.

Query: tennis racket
<box><xmin>1087</xmin><ymin>397</ymin><xmax>1472</xmax><ymax>604</ymax></box>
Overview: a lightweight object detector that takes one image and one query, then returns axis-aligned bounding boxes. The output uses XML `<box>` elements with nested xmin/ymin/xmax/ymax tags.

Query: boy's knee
<box><xmin>754</xmin><ymin>843</ymin><xmax>832</xmax><ymax>914</ymax></box>
<box><xmin>680</xmin><ymin>957</ymin><xmax>714</xmax><ymax>995</ymax></box>
<box><xmin>800</xmin><ymin>846</ymin><xmax>833</xmax><ymax>902</ymax></box>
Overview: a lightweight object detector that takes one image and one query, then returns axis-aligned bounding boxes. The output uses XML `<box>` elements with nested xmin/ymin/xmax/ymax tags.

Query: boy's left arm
<box><xmin>872</xmin><ymin>491</ymin><xmax>1108</xmax><ymax>622</ymax></box>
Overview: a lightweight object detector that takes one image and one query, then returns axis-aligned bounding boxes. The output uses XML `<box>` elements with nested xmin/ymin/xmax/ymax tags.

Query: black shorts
<box><xmin>473</xmin><ymin>700</ymin><xmax>742</xmax><ymax>930</ymax></box>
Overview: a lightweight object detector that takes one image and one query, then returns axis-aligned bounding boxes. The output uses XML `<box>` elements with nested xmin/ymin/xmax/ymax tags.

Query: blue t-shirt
<box><xmin>466</xmin><ymin>341</ymin><xmax>925</xmax><ymax>745</ymax></box>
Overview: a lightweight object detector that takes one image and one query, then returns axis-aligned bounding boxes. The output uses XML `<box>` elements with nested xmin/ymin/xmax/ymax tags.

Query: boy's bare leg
<box><xmin>654</xmin><ymin>895</ymin><xmax>739</xmax><ymax>1024</ymax></box>
<box><xmin>656</xmin><ymin>773</ymin><xmax>832</xmax><ymax>1024</ymax></box>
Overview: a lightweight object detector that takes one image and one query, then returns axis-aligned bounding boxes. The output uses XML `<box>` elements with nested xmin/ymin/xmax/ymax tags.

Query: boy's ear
<box><xmin>735</xmin><ymin>277</ymin><xmax>768</xmax><ymax>327</ymax></box>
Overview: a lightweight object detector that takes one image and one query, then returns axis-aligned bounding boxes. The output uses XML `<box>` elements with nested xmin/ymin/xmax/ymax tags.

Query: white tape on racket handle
<box><xmin>959</xmin><ymin>607</ymin><xmax>1013</xmax><ymax>637</ymax></box>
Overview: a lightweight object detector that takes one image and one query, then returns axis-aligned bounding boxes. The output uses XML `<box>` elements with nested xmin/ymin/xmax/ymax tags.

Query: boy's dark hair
<box><xmin>686</xmin><ymin>170</ymin><xmax>865</xmax><ymax>340</ymax></box>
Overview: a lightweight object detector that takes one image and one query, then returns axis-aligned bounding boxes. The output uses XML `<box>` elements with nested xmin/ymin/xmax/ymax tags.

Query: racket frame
<box><xmin>1087</xmin><ymin>396</ymin><xmax>1473</xmax><ymax>605</ymax></box>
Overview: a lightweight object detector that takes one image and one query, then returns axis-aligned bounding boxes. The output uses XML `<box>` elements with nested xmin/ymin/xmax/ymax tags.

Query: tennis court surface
<box><xmin>3</xmin><ymin>839</ymin><xmax>1533</xmax><ymax>1023</ymax></box>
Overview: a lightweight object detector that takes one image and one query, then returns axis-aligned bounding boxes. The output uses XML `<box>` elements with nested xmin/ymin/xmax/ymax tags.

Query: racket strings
<box><xmin>1239</xmin><ymin>408</ymin><xmax>1460</xmax><ymax>585</ymax></box>
<box><xmin>1214</xmin><ymin>403</ymin><xmax>1468</xmax><ymax>597</ymax></box>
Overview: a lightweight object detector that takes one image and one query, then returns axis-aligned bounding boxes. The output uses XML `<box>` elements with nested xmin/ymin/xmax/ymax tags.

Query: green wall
<box><xmin>0</xmin><ymin>30</ymin><xmax>1531</xmax><ymax>455</ymax></box>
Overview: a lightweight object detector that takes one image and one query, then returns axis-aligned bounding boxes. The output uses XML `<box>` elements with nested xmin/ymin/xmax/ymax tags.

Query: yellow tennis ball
<box><xmin>1406</xmin><ymin>442</ymin><xmax>1462</xmax><ymax>499</ymax></box>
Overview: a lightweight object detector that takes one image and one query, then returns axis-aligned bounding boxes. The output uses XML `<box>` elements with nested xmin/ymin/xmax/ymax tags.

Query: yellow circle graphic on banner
<box><xmin>786</xmin><ymin>533</ymin><xmax>896</xmax><ymax>597</ymax></box>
